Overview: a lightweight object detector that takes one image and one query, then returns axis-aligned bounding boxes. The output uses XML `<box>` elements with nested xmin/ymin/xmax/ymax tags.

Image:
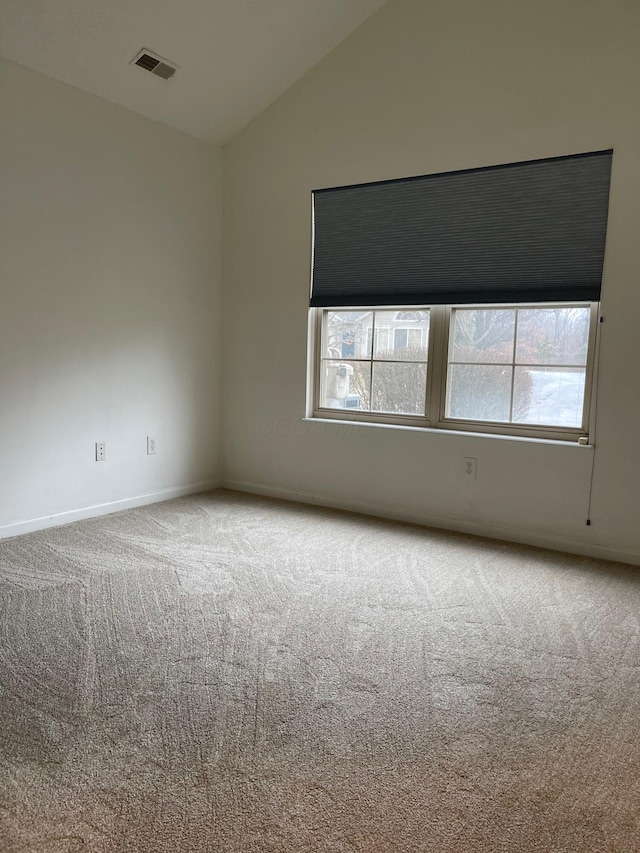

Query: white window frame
<box><xmin>310</xmin><ymin>302</ymin><xmax>600</xmax><ymax>443</ymax></box>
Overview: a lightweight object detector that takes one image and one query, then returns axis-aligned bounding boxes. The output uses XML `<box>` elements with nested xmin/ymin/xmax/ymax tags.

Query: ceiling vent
<box><xmin>131</xmin><ymin>49</ymin><xmax>178</xmax><ymax>80</ymax></box>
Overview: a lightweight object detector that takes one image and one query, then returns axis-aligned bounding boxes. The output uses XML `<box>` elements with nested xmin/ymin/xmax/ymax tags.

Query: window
<box><xmin>320</xmin><ymin>309</ymin><xmax>430</xmax><ymax>416</ymax></box>
<box><xmin>447</xmin><ymin>305</ymin><xmax>592</xmax><ymax>428</ymax></box>
<box><xmin>314</xmin><ymin>302</ymin><xmax>598</xmax><ymax>440</ymax></box>
<box><xmin>309</xmin><ymin>151</ymin><xmax>612</xmax><ymax>442</ymax></box>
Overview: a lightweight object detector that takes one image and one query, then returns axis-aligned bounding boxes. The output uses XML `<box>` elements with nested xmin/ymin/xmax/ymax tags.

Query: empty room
<box><xmin>1</xmin><ymin>0</ymin><xmax>639</xmax><ymax>850</ymax></box>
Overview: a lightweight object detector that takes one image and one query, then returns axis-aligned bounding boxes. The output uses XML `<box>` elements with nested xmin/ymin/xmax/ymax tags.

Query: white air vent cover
<box><xmin>131</xmin><ymin>49</ymin><xmax>178</xmax><ymax>80</ymax></box>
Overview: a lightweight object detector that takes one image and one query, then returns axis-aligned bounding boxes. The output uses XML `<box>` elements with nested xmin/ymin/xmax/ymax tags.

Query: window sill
<box><xmin>303</xmin><ymin>417</ymin><xmax>593</xmax><ymax>448</ymax></box>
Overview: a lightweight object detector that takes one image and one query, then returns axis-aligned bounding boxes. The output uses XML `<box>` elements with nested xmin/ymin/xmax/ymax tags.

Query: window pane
<box><xmin>371</xmin><ymin>362</ymin><xmax>427</xmax><ymax>415</ymax></box>
<box><xmin>394</xmin><ymin>328</ymin><xmax>408</xmax><ymax>350</ymax></box>
<box><xmin>515</xmin><ymin>307</ymin><xmax>590</xmax><ymax>365</ymax></box>
<box><xmin>448</xmin><ymin>365</ymin><xmax>512</xmax><ymax>421</ymax></box>
<box><xmin>451</xmin><ymin>309</ymin><xmax>515</xmax><ymax>364</ymax></box>
<box><xmin>407</xmin><ymin>328</ymin><xmax>423</xmax><ymax>348</ymax></box>
<box><xmin>376</xmin><ymin>327</ymin><xmax>390</xmax><ymax>352</ymax></box>
<box><xmin>325</xmin><ymin>311</ymin><xmax>372</xmax><ymax>359</ymax></box>
<box><xmin>374</xmin><ymin>310</ymin><xmax>429</xmax><ymax>361</ymax></box>
<box><xmin>320</xmin><ymin>360</ymin><xmax>370</xmax><ymax>410</ymax></box>
<box><xmin>513</xmin><ymin>367</ymin><xmax>586</xmax><ymax>427</ymax></box>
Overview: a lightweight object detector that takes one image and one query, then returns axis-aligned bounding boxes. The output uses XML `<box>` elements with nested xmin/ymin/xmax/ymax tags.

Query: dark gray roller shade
<box><xmin>310</xmin><ymin>150</ymin><xmax>612</xmax><ymax>307</ymax></box>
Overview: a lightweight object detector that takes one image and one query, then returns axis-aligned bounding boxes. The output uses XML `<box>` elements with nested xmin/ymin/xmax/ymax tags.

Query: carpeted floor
<box><xmin>0</xmin><ymin>489</ymin><xmax>638</xmax><ymax>852</ymax></box>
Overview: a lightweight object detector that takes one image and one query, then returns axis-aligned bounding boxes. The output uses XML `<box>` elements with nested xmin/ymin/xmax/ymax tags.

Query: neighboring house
<box><xmin>326</xmin><ymin>310</ymin><xmax>429</xmax><ymax>359</ymax></box>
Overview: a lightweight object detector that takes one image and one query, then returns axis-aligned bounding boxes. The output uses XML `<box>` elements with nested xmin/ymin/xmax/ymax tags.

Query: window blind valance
<box><xmin>310</xmin><ymin>150</ymin><xmax>612</xmax><ymax>308</ymax></box>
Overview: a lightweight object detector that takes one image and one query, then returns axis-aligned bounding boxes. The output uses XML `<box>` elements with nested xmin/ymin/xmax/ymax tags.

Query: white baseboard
<box><xmin>4</xmin><ymin>476</ymin><xmax>638</xmax><ymax>567</ymax></box>
<box><xmin>0</xmin><ymin>480</ymin><xmax>221</xmax><ymax>540</ymax></box>
<box><xmin>221</xmin><ymin>479</ymin><xmax>640</xmax><ymax>567</ymax></box>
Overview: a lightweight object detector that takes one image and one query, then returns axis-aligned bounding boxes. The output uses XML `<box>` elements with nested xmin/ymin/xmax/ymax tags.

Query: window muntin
<box><xmin>314</xmin><ymin>303</ymin><xmax>597</xmax><ymax>441</ymax></box>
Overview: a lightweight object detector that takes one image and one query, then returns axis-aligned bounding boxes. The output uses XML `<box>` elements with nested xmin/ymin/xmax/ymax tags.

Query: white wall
<box><xmin>222</xmin><ymin>0</ymin><xmax>640</xmax><ymax>563</ymax></box>
<box><xmin>0</xmin><ymin>60</ymin><xmax>223</xmax><ymax>533</ymax></box>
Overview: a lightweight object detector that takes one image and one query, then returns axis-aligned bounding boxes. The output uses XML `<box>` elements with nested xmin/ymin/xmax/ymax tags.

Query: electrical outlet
<box><xmin>147</xmin><ymin>436</ymin><xmax>157</xmax><ymax>455</ymax></box>
<box><xmin>95</xmin><ymin>441</ymin><xmax>106</xmax><ymax>462</ymax></box>
<box><xmin>463</xmin><ymin>456</ymin><xmax>477</xmax><ymax>479</ymax></box>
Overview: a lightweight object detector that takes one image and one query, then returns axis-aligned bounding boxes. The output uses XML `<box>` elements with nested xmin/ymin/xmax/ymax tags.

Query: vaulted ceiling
<box><xmin>0</xmin><ymin>0</ymin><xmax>388</xmax><ymax>144</ymax></box>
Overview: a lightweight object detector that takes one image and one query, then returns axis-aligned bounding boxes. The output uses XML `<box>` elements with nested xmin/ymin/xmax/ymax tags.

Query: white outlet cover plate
<box><xmin>463</xmin><ymin>456</ymin><xmax>477</xmax><ymax>479</ymax></box>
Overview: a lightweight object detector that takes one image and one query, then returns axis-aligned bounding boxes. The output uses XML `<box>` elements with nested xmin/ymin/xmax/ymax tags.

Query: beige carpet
<box><xmin>0</xmin><ymin>490</ymin><xmax>638</xmax><ymax>852</ymax></box>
